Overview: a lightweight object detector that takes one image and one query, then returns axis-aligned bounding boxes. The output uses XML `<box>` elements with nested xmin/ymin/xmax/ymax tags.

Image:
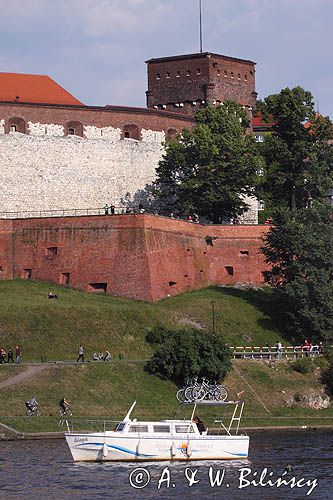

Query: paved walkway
<box><xmin>0</xmin><ymin>365</ymin><xmax>48</xmax><ymax>389</ymax></box>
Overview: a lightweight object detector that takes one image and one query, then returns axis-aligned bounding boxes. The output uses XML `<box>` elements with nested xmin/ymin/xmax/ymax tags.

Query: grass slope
<box><xmin>0</xmin><ymin>359</ymin><xmax>332</xmax><ymax>433</ymax></box>
<box><xmin>0</xmin><ymin>280</ymin><xmax>285</xmax><ymax>362</ymax></box>
<box><xmin>0</xmin><ymin>280</ymin><xmax>331</xmax><ymax>432</ymax></box>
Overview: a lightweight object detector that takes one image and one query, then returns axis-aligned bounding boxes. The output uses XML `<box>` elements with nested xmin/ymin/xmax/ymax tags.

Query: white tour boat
<box><xmin>65</xmin><ymin>400</ymin><xmax>249</xmax><ymax>462</ymax></box>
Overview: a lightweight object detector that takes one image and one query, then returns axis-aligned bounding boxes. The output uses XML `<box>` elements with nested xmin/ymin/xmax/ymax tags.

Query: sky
<box><xmin>0</xmin><ymin>0</ymin><xmax>332</xmax><ymax>117</ymax></box>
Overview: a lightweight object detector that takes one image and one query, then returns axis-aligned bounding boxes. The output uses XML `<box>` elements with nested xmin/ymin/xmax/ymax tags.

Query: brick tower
<box><xmin>146</xmin><ymin>52</ymin><xmax>257</xmax><ymax>116</ymax></box>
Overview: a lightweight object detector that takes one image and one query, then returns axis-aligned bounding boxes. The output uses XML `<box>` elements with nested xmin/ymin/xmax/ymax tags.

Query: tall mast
<box><xmin>199</xmin><ymin>0</ymin><xmax>203</xmax><ymax>53</ymax></box>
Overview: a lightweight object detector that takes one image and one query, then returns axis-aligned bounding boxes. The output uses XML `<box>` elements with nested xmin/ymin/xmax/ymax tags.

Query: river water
<box><xmin>0</xmin><ymin>430</ymin><xmax>332</xmax><ymax>499</ymax></box>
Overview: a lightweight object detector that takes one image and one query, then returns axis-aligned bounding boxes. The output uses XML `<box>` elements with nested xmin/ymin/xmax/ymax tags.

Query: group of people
<box><xmin>103</xmin><ymin>203</ymin><xmax>147</xmax><ymax>216</ymax></box>
<box><xmin>302</xmin><ymin>339</ymin><xmax>323</xmax><ymax>356</ymax></box>
<box><xmin>0</xmin><ymin>345</ymin><xmax>21</xmax><ymax>364</ymax></box>
<box><xmin>103</xmin><ymin>204</ymin><xmax>116</xmax><ymax>215</ymax></box>
<box><xmin>77</xmin><ymin>344</ymin><xmax>111</xmax><ymax>363</ymax></box>
<box><xmin>93</xmin><ymin>350</ymin><xmax>111</xmax><ymax>362</ymax></box>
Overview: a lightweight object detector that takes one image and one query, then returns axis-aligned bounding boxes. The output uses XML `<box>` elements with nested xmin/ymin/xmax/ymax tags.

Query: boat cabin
<box><xmin>114</xmin><ymin>420</ymin><xmax>206</xmax><ymax>436</ymax></box>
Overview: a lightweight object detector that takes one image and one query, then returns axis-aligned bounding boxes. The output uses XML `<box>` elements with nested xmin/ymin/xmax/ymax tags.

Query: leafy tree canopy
<box><xmin>145</xmin><ymin>326</ymin><xmax>232</xmax><ymax>384</ymax></box>
<box><xmin>153</xmin><ymin>102</ymin><xmax>264</xmax><ymax>223</ymax></box>
<box><xmin>256</xmin><ymin>86</ymin><xmax>333</xmax><ymax>210</ymax></box>
<box><xmin>261</xmin><ymin>203</ymin><xmax>333</xmax><ymax>342</ymax></box>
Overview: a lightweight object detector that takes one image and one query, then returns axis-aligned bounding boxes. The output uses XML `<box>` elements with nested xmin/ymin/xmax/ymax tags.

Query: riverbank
<box><xmin>2</xmin><ymin>421</ymin><xmax>333</xmax><ymax>441</ymax></box>
<box><xmin>0</xmin><ymin>359</ymin><xmax>332</xmax><ymax>434</ymax></box>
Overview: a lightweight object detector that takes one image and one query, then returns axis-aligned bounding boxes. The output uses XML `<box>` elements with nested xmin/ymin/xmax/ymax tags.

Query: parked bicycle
<box><xmin>176</xmin><ymin>378</ymin><xmax>197</xmax><ymax>402</ymax></box>
<box><xmin>177</xmin><ymin>377</ymin><xmax>228</xmax><ymax>403</ymax></box>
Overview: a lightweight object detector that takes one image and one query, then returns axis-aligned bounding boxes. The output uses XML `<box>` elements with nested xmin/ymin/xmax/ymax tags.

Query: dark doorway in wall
<box><xmin>239</xmin><ymin>250</ymin><xmax>249</xmax><ymax>256</ymax></box>
<box><xmin>225</xmin><ymin>266</ymin><xmax>234</xmax><ymax>276</ymax></box>
<box><xmin>88</xmin><ymin>283</ymin><xmax>107</xmax><ymax>293</ymax></box>
<box><xmin>22</xmin><ymin>268</ymin><xmax>32</xmax><ymax>279</ymax></box>
<box><xmin>169</xmin><ymin>281</ymin><xmax>177</xmax><ymax>287</ymax></box>
<box><xmin>59</xmin><ymin>272</ymin><xmax>70</xmax><ymax>286</ymax></box>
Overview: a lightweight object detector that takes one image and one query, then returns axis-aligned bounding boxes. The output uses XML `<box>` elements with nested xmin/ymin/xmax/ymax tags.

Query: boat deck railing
<box><xmin>180</xmin><ymin>400</ymin><xmax>245</xmax><ymax>436</ymax></box>
<box><xmin>60</xmin><ymin>418</ymin><xmax>120</xmax><ymax>433</ymax></box>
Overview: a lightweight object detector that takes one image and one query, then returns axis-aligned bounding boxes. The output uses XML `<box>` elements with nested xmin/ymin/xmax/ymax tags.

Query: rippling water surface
<box><xmin>0</xmin><ymin>430</ymin><xmax>332</xmax><ymax>499</ymax></box>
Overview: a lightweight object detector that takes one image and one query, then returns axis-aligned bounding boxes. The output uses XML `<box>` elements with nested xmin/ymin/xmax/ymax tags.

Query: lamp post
<box><xmin>210</xmin><ymin>300</ymin><xmax>216</xmax><ymax>334</ymax></box>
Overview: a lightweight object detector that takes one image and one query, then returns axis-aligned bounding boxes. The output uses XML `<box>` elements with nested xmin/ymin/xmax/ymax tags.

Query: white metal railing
<box><xmin>230</xmin><ymin>345</ymin><xmax>327</xmax><ymax>359</ymax></box>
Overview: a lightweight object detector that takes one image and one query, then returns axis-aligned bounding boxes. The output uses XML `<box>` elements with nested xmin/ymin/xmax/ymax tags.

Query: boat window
<box><xmin>129</xmin><ymin>425</ymin><xmax>149</xmax><ymax>433</ymax></box>
<box><xmin>175</xmin><ymin>425</ymin><xmax>195</xmax><ymax>433</ymax></box>
<box><xmin>153</xmin><ymin>425</ymin><xmax>170</xmax><ymax>433</ymax></box>
<box><xmin>115</xmin><ymin>423</ymin><xmax>125</xmax><ymax>432</ymax></box>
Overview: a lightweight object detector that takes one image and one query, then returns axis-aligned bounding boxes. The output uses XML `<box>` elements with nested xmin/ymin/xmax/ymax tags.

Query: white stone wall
<box><xmin>0</xmin><ymin>132</ymin><xmax>163</xmax><ymax>213</ymax></box>
<box><xmin>0</xmin><ymin>123</ymin><xmax>258</xmax><ymax>222</ymax></box>
<box><xmin>83</xmin><ymin>125</ymin><xmax>121</xmax><ymax>141</ymax></box>
<box><xmin>28</xmin><ymin>121</ymin><xmax>64</xmax><ymax>137</ymax></box>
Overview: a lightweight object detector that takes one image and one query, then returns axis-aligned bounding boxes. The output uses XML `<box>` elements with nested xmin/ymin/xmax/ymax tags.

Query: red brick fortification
<box><xmin>146</xmin><ymin>52</ymin><xmax>257</xmax><ymax>116</ymax></box>
<box><xmin>0</xmin><ymin>215</ymin><xmax>270</xmax><ymax>302</ymax></box>
<box><xmin>0</xmin><ymin>101</ymin><xmax>194</xmax><ymax>137</ymax></box>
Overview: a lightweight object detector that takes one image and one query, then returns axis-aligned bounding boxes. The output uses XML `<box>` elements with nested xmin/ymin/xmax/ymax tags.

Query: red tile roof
<box><xmin>0</xmin><ymin>72</ymin><xmax>83</xmax><ymax>106</ymax></box>
<box><xmin>252</xmin><ymin>112</ymin><xmax>273</xmax><ymax>128</ymax></box>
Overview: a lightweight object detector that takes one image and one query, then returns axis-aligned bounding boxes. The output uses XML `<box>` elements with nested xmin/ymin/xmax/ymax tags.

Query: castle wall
<box><xmin>0</xmin><ymin>132</ymin><xmax>164</xmax><ymax>213</ymax></box>
<box><xmin>0</xmin><ymin>119</ymin><xmax>258</xmax><ymax>223</ymax></box>
<box><xmin>0</xmin><ymin>102</ymin><xmax>193</xmax><ymax>136</ymax></box>
<box><xmin>0</xmin><ymin>215</ymin><xmax>269</xmax><ymax>301</ymax></box>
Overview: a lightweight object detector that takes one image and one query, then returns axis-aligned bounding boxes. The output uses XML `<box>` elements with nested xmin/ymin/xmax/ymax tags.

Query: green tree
<box><xmin>146</xmin><ymin>327</ymin><xmax>232</xmax><ymax>384</ymax></box>
<box><xmin>153</xmin><ymin>102</ymin><xmax>264</xmax><ymax>223</ymax></box>
<box><xmin>256</xmin><ymin>86</ymin><xmax>333</xmax><ymax>210</ymax></box>
<box><xmin>261</xmin><ymin>203</ymin><xmax>333</xmax><ymax>342</ymax></box>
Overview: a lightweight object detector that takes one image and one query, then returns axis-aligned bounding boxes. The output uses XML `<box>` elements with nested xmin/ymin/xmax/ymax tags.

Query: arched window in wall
<box><xmin>167</xmin><ymin>128</ymin><xmax>178</xmax><ymax>140</ymax></box>
<box><xmin>8</xmin><ymin>117</ymin><xmax>25</xmax><ymax>134</ymax></box>
<box><xmin>123</xmin><ymin>124</ymin><xmax>140</xmax><ymax>140</ymax></box>
<box><xmin>66</xmin><ymin>121</ymin><xmax>83</xmax><ymax>137</ymax></box>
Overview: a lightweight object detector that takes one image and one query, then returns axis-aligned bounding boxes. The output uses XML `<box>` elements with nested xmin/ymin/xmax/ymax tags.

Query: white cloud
<box><xmin>0</xmin><ymin>0</ymin><xmax>331</xmax><ymax>116</ymax></box>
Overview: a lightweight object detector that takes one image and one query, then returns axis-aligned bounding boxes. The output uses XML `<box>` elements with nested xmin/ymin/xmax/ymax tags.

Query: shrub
<box><xmin>145</xmin><ymin>327</ymin><xmax>232</xmax><ymax>384</ymax></box>
<box><xmin>291</xmin><ymin>358</ymin><xmax>313</xmax><ymax>374</ymax></box>
<box><xmin>146</xmin><ymin>325</ymin><xmax>169</xmax><ymax>345</ymax></box>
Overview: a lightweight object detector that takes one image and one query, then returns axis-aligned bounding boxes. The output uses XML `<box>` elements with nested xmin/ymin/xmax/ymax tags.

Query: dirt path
<box><xmin>0</xmin><ymin>365</ymin><xmax>48</xmax><ymax>389</ymax></box>
<box><xmin>232</xmin><ymin>363</ymin><xmax>271</xmax><ymax>414</ymax></box>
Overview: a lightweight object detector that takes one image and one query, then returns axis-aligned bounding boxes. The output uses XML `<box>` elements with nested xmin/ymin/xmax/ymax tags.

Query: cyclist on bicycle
<box><xmin>25</xmin><ymin>396</ymin><xmax>38</xmax><ymax>411</ymax></box>
<box><xmin>59</xmin><ymin>397</ymin><xmax>70</xmax><ymax>414</ymax></box>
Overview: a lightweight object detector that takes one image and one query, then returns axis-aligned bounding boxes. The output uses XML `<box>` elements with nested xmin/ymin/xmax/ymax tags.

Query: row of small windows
<box><xmin>4</xmin><ymin>118</ymin><xmax>177</xmax><ymax>140</ymax></box>
<box><xmin>156</xmin><ymin>69</ymin><xmax>202</xmax><ymax>79</ymax></box>
<box><xmin>155</xmin><ymin>69</ymin><xmax>253</xmax><ymax>81</ymax></box>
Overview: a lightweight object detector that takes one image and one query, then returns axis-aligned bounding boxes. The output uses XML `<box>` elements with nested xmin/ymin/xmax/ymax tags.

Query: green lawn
<box><xmin>0</xmin><ymin>280</ymin><xmax>285</xmax><ymax>362</ymax></box>
<box><xmin>0</xmin><ymin>280</ymin><xmax>331</xmax><ymax>433</ymax></box>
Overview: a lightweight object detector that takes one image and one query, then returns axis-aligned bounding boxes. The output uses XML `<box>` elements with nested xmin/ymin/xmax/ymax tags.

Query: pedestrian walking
<box><xmin>77</xmin><ymin>344</ymin><xmax>84</xmax><ymax>363</ymax></box>
<box><xmin>7</xmin><ymin>348</ymin><xmax>14</xmax><ymax>363</ymax></box>
<box><xmin>15</xmin><ymin>345</ymin><xmax>21</xmax><ymax>364</ymax></box>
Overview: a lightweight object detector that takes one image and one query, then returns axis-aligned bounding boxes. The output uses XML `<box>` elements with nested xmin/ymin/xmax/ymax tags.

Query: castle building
<box><xmin>0</xmin><ymin>51</ymin><xmax>269</xmax><ymax>300</ymax></box>
<box><xmin>0</xmin><ymin>51</ymin><xmax>260</xmax><ymax>221</ymax></box>
<box><xmin>146</xmin><ymin>52</ymin><xmax>257</xmax><ymax>116</ymax></box>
